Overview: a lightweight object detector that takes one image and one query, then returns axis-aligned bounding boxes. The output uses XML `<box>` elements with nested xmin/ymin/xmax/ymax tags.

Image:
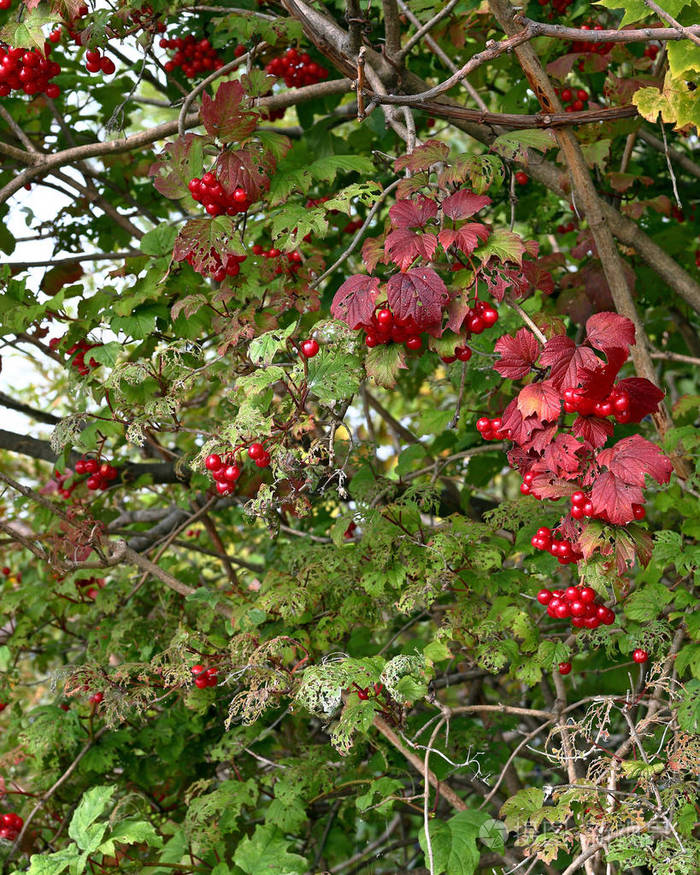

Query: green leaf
<box><xmin>595</xmin><ymin>0</ymin><xmax>691</xmax><ymax>26</ymax></box>
<box><xmin>475</xmin><ymin>228</ymin><xmax>526</xmax><ymax>264</ymax></box>
<box><xmin>68</xmin><ymin>785</ymin><xmax>114</xmax><ymax>852</ymax></box>
<box><xmin>233</xmin><ymin>825</ymin><xmax>307</xmax><ymax>875</ymax></box>
<box><xmin>270</xmin><ymin>205</ymin><xmax>328</xmax><ymax>249</ymax></box>
<box><xmin>321</xmin><ymin>181</ymin><xmax>384</xmax><ymax>215</ymax></box>
<box><xmin>396</xmin><ymin>443</ymin><xmax>428</xmax><ymax>477</ymax></box>
<box><xmin>99</xmin><ymin>820</ymin><xmax>163</xmax><ymax>856</ymax></box>
<box><xmin>0</xmin><ymin>8</ymin><xmax>57</xmax><ymax>50</ymax></box>
<box><xmin>141</xmin><ymin>224</ymin><xmax>177</xmax><ymax>257</ymax></box>
<box><xmin>490</xmin><ymin>129</ymin><xmax>556</xmax><ymax>163</ymax></box>
<box><xmin>624</xmin><ymin>581</ymin><xmax>673</xmax><ymax>621</ymax></box>
<box><xmin>633</xmin><ymin>72</ymin><xmax>700</xmax><ymax>131</ymax></box>
<box><xmin>419</xmin><ymin>810</ymin><xmax>491</xmax><ymax>875</ymax></box>
<box><xmin>355</xmin><ymin>777</ymin><xmax>403</xmax><ymax>812</ymax></box>
<box><xmin>25</xmin><ymin>847</ymin><xmax>82</xmax><ymax>875</ymax></box>
<box><xmin>499</xmin><ymin>787</ymin><xmax>544</xmax><ymax>830</ymax></box>
<box><xmin>306</xmin><ymin>351</ymin><xmax>363</xmax><ymax>404</ymax></box>
<box><xmin>248</xmin><ymin>323</ymin><xmax>296</xmax><ymax>366</ymax></box>
<box><xmin>88</xmin><ymin>342</ymin><xmax>122</xmax><ymax>368</ymax></box>
<box><xmin>365</xmin><ymin>343</ymin><xmax>407</xmax><ymax>388</ymax></box>
<box><xmin>308</xmin><ymin>155</ymin><xmax>376</xmax><ymax>184</ymax></box>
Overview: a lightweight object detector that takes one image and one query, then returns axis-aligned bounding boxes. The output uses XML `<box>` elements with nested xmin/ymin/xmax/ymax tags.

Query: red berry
<box><xmin>454</xmin><ymin>346</ymin><xmax>471</xmax><ymax>362</ymax></box>
<box><xmin>300</xmin><ymin>338</ymin><xmax>319</xmax><ymax>358</ymax></box>
<box><xmin>632</xmin><ymin>503</ymin><xmax>645</xmax><ymax>520</ymax></box>
<box><xmin>579</xmin><ymin>587</ymin><xmax>596</xmax><ymax>604</ymax></box>
<box><xmin>248</xmin><ymin>443</ymin><xmax>265</xmax><ymax>460</ymax></box>
<box><xmin>515</xmin><ymin>171</ymin><xmax>529</xmax><ymax>185</ymax></box>
<box><xmin>195</xmin><ymin>676</ymin><xmax>209</xmax><ymax>689</ymax></box>
<box><xmin>558</xmin><ymin>661</ymin><xmax>572</xmax><ymax>675</ymax></box>
<box><xmin>405</xmin><ymin>336</ymin><xmax>422</xmax><ymax>352</ymax></box>
<box><xmin>536</xmin><ymin>589</ymin><xmax>552</xmax><ymax>605</ymax></box>
<box><xmin>632</xmin><ymin>649</ymin><xmax>648</xmax><ymax>664</ymax></box>
<box><xmin>205</xmin><ymin>454</ymin><xmax>222</xmax><ymax>471</ymax></box>
<box><xmin>376</xmin><ymin>309</ymin><xmax>393</xmax><ymax>328</ymax></box>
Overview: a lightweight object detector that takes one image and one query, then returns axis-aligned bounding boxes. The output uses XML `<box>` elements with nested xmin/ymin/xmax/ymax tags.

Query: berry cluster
<box><xmin>643</xmin><ymin>43</ymin><xmax>659</xmax><ymax>60</ymax></box>
<box><xmin>354</xmin><ymin>681</ymin><xmax>383</xmax><ymax>701</ymax></box>
<box><xmin>570</xmin><ymin>24</ymin><xmax>611</xmax><ymax>55</ymax></box>
<box><xmin>558</xmin><ymin>87</ymin><xmax>590</xmax><ymax>113</ymax></box>
<box><xmin>160</xmin><ymin>35</ymin><xmax>223</xmax><ymax>78</ymax></box>
<box><xmin>0</xmin><ymin>43</ymin><xmax>61</xmax><ymax>98</ymax></box>
<box><xmin>556</xmin><ymin>218</ymin><xmax>577</xmax><ymax>234</ymax></box>
<box><xmin>191</xmin><ymin>664</ymin><xmax>218</xmax><ymax>689</ymax></box>
<box><xmin>188</xmin><ymin>172</ymin><xmax>252</xmax><ymax>216</ymax></box>
<box><xmin>74</xmin><ymin>457</ymin><xmax>119</xmax><ymax>491</ymax></box>
<box><xmin>52</xmin><ymin>468</ymin><xmax>77</xmax><ymax>501</ymax></box>
<box><xmin>0</xmin><ymin>812</ymin><xmax>24</xmax><ymax>842</ymax></box>
<box><xmin>562</xmin><ymin>384</ymin><xmax>630</xmax><ymax>422</ymax></box>
<box><xmin>75</xmin><ymin>576</ymin><xmax>106</xmax><ymax>599</ymax></box>
<box><xmin>84</xmin><ymin>48</ymin><xmax>116</xmax><ymax>76</ymax></box>
<box><xmin>535</xmin><ymin>0</ymin><xmax>573</xmax><ymax>18</ymax></box>
<box><xmin>476</xmin><ymin>416</ymin><xmax>507</xmax><ymax>441</ymax></box>
<box><xmin>89</xmin><ymin>691</ymin><xmax>103</xmax><ymax>705</ymax></box>
<box><xmin>530</xmin><ymin>526</ymin><xmax>583</xmax><ymax>566</ymax></box>
<box><xmin>204</xmin><ymin>443</ymin><xmax>270</xmax><ymax>497</ymax></box>
<box><xmin>462</xmin><ymin>300</ymin><xmax>499</xmax><ymax>335</ymax></box>
<box><xmin>251</xmin><ymin>244</ymin><xmax>303</xmax><ymax>275</ymax></box>
<box><xmin>536</xmin><ymin>583</ymin><xmax>615</xmax><ymax>628</ymax></box>
<box><xmin>265</xmin><ymin>48</ymin><xmax>328</xmax><ymax>88</ymax></box>
<box><xmin>128</xmin><ymin>4</ymin><xmax>166</xmax><ymax>34</ymax></box>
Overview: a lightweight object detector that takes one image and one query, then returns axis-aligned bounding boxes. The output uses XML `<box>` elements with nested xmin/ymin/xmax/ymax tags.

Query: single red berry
<box><xmin>558</xmin><ymin>661</ymin><xmax>572</xmax><ymax>675</ymax></box>
<box><xmin>455</xmin><ymin>346</ymin><xmax>471</xmax><ymax>362</ymax></box>
<box><xmin>248</xmin><ymin>443</ymin><xmax>265</xmax><ymax>460</ymax></box>
<box><xmin>579</xmin><ymin>586</ymin><xmax>596</xmax><ymax>604</ymax></box>
<box><xmin>205</xmin><ymin>454</ymin><xmax>222</xmax><ymax>471</ymax></box>
<box><xmin>300</xmin><ymin>339</ymin><xmax>319</xmax><ymax>358</ymax></box>
<box><xmin>405</xmin><ymin>336</ymin><xmax>422</xmax><ymax>352</ymax></box>
<box><xmin>536</xmin><ymin>589</ymin><xmax>552</xmax><ymax>605</ymax></box>
<box><xmin>632</xmin><ymin>503</ymin><xmax>645</xmax><ymax>520</ymax></box>
<box><xmin>561</xmin><ymin>88</ymin><xmax>572</xmax><ymax>102</ymax></box>
<box><xmin>515</xmin><ymin>171</ymin><xmax>529</xmax><ymax>185</ymax></box>
<box><xmin>376</xmin><ymin>309</ymin><xmax>393</xmax><ymax>328</ymax></box>
<box><xmin>632</xmin><ymin>649</ymin><xmax>648</xmax><ymax>664</ymax></box>
<box><xmin>194</xmin><ymin>676</ymin><xmax>209</xmax><ymax>689</ymax></box>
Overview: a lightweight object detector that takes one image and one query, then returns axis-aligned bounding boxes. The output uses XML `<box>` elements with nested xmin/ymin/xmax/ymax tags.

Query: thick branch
<box><xmin>519</xmin><ymin>16</ymin><xmax>700</xmax><ymax>43</ymax></box>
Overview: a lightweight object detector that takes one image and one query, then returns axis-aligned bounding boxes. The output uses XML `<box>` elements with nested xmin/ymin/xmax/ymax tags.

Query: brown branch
<box><xmin>641</xmin><ymin>0</ymin><xmax>700</xmax><ymax>47</ymax></box>
<box><xmin>381</xmin><ymin>0</ymin><xmax>402</xmax><ymax>59</ymax></box>
<box><xmin>519</xmin><ymin>15</ymin><xmax>700</xmax><ymax>44</ymax></box>
<box><xmin>0</xmin><ymin>391</ymin><xmax>61</xmax><ymax>425</ymax></box>
<box><xmin>6</xmin><ymin>250</ymin><xmax>143</xmax><ymax>271</ymax></box>
<box><xmin>397</xmin><ymin>0</ymin><xmax>461</xmax><ymax>61</ymax></box>
<box><xmin>637</xmin><ymin>127</ymin><xmax>700</xmax><ymax>179</ymax></box>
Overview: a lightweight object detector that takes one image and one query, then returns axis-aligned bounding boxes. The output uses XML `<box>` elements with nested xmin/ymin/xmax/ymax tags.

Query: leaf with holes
<box><xmin>490</xmin><ymin>129</ymin><xmax>557</xmax><ymax>163</ymax></box>
<box><xmin>494</xmin><ymin>328</ymin><xmax>541</xmax><ymax>380</ymax></box>
<box><xmin>365</xmin><ymin>343</ymin><xmax>407</xmax><ymax>388</ymax></box>
<box><xmin>331</xmin><ymin>275</ymin><xmax>382</xmax><ymax>329</ymax></box>
<box><xmin>386</xmin><ymin>268</ymin><xmax>449</xmax><ymax>333</ymax></box>
<box><xmin>172</xmin><ymin>216</ymin><xmax>244</xmax><ymax>276</ymax></box>
<box><xmin>517</xmin><ymin>381</ymin><xmax>561</xmax><ymax>422</ymax></box>
<box><xmin>394</xmin><ymin>139</ymin><xmax>449</xmax><ymax>173</ymax></box>
<box><xmin>200</xmin><ymin>80</ymin><xmax>259</xmax><ymax>142</ymax></box>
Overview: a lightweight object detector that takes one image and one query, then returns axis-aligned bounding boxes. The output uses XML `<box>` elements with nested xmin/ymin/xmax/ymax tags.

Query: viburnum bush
<box><xmin>0</xmin><ymin>1</ymin><xmax>699</xmax><ymax>874</ymax></box>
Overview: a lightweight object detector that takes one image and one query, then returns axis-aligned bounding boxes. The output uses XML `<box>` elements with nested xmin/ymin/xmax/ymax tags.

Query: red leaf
<box><xmin>543</xmin><ymin>434</ymin><xmax>585</xmax><ymax>476</ymax></box>
<box><xmin>200</xmin><ymin>80</ymin><xmax>259</xmax><ymax>142</ymax></box>
<box><xmin>501</xmin><ymin>398</ymin><xmax>543</xmax><ymax>445</ymax></box>
<box><xmin>577</xmin><ymin>346</ymin><xmax>629</xmax><ymax>400</ymax></box>
<box><xmin>441</xmin><ymin>190</ymin><xmax>491</xmax><ymax>220</ymax></box>
<box><xmin>389</xmin><ymin>195</ymin><xmax>438</xmax><ymax>229</ymax></box>
<box><xmin>614</xmin><ymin>377</ymin><xmax>665</xmax><ymax>422</ymax></box>
<box><xmin>149</xmin><ymin>134</ymin><xmax>209</xmax><ymax>200</ymax></box>
<box><xmin>597</xmin><ymin>434</ymin><xmax>672</xmax><ymax>487</ymax></box>
<box><xmin>331</xmin><ymin>275</ymin><xmax>381</xmax><ymax>329</ymax></box>
<box><xmin>572</xmin><ymin>414</ymin><xmax>614</xmax><ymax>449</ymax></box>
<box><xmin>385</xmin><ymin>228</ymin><xmax>438</xmax><ymax>271</ymax></box>
<box><xmin>522</xmin><ymin>258</ymin><xmax>555</xmax><ymax>295</ymax></box>
<box><xmin>528</xmin><ymin>422</ymin><xmax>558</xmax><ymax>453</ymax></box>
<box><xmin>494</xmin><ymin>328</ymin><xmax>542</xmax><ymax>380</ymax></box>
<box><xmin>438</xmin><ymin>223</ymin><xmax>490</xmax><ymax>256</ymax></box>
<box><xmin>386</xmin><ymin>268</ymin><xmax>449</xmax><ymax>332</ymax></box>
<box><xmin>216</xmin><ymin>145</ymin><xmax>272</xmax><ymax>201</ymax></box>
<box><xmin>394</xmin><ymin>140</ymin><xmax>449</xmax><ymax>173</ymax></box>
<box><xmin>173</xmin><ymin>216</ymin><xmax>242</xmax><ymax>276</ymax></box>
<box><xmin>539</xmin><ymin>335</ymin><xmax>600</xmax><ymax>390</ymax></box>
<box><xmin>585</xmin><ymin>312</ymin><xmax>636</xmax><ymax>354</ymax></box>
<box><xmin>530</xmin><ymin>472</ymin><xmax>578</xmax><ymax>501</ymax></box>
<box><xmin>590</xmin><ymin>470</ymin><xmax>644</xmax><ymax>525</ymax></box>
<box><xmin>479</xmin><ymin>260</ymin><xmax>529</xmax><ymax>302</ymax></box>
<box><xmin>517</xmin><ymin>381</ymin><xmax>561</xmax><ymax>422</ymax></box>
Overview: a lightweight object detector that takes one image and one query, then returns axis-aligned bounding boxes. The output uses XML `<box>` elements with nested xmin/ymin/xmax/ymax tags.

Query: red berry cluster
<box><xmin>569</xmin><ymin>489</ymin><xmax>645</xmax><ymax>522</ymax></box>
<box><xmin>556</xmin><ymin>218</ymin><xmax>576</xmax><ymax>234</ymax></box>
<box><xmin>0</xmin><ymin>43</ymin><xmax>61</xmax><ymax>98</ymax></box>
<box><xmin>52</xmin><ymin>468</ymin><xmax>77</xmax><ymax>501</ymax></box>
<box><xmin>252</xmin><ymin>244</ymin><xmax>303</xmax><ymax>275</ymax></box>
<box><xmin>160</xmin><ymin>36</ymin><xmax>223</xmax><ymax>78</ymax></box>
<box><xmin>535</xmin><ymin>0</ymin><xmax>573</xmax><ymax>19</ymax></box>
<box><xmin>475</xmin><ymin>416</ymin><xmax>507</xmax><ymax>441</ymax></box>
<box><xmin>180</xmin><ymin>248</ymin><xmax>247</xmax><ymax>283</ymax></box>
<box><xmin>354</xmin><ymin>681</ymin><xmax>383</xmax><ymax>701</ymax></box>
<box><xmin>0</xmin><ymin>812</ymin><xmax>24</xmax><ymax>842</ymax></box>
<box><xmin>189</xmin><ymin>172</ymin><xmax>252</xmax><ymax>216</ymax></box>
<box><xmin>643</xmin><ymin>43</ymin><xmax>659</xmax><ymax>60</ymax></box>
<box><xmin>570</xmin><ymin>24</ymin><xmax>611</xmax><ymax>55</ymax></box>
<box><xmin>49</xmin><ymin>336</ymin><xmax>102</xmax><ymax>375</ymax></box>
<box><xmin>84</xmin><ymin>48</ymin><xmax>115</xmax><ymax>76</ymax></box>
<box><xmin>265</xmin><ymin>48</ymin><xmax>328</xmax><ymax>87</ymax></box>
<box><xmin>204</xmin><ymin>443</ymin><xmax>270</xmax><ymax>497</ymax></box>
<box><xmin>362</xmin><ymin>308</ymin><xmax>424</xmax><ymax>352</ymax></box>
<box><xmin>562</xmin><ymin>384</ymin><xmax>631</xmax><ymax>422</ymax></box>
<box><xmin>191</xmin><ymin>664</ymin><xmax>218</xmax><ymax>689</ymax></box>
<box><xmin>537</xmin><ymin>583</ymin><xmax>615</xmax><ymax>628</ymax></box>
<box><xmin>558</xmin><ymin>87</ymin><xmax>590</xmax><ymax>113</ymax></box>
<box><xmin>74</xmin><ymin>457</ymin><xmax>119</xmax><ymax>491</ymax></box>
<box><xmin>89</xmin><ymin>691</ymin><xmax>103</xmax><ymax>704</ymax></box>
<box><xmin>128</xmin><ymin>4</ymin><xmax>166</xmax><ymax>34</ymax></box>
<box><xmin>75</xmin><ymin>576</ymin><xmax>106</xmax><ymax>600</ymax></box>
<box><xmin>530</xmin><ymin>526</ymin><xmax>583</xmax><ymax>566</ymax></box>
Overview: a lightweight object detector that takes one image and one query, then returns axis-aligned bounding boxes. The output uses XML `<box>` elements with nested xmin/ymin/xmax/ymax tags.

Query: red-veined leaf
<box><xmin>585</xmin><ymin>312</ymin><xmax>636</xmax><ymax>353</ymax></box>
<box><xmin>200</xmin><ymin>80</ymin><xmax>259</xmax><ymax>142</ymax></box>
<box><xmin>516</xmin><ymin>381</ymin><xmax>561</xmax><ymax>422</ymax></box>
<box><xmin>216</xmin><ymin>145</ymin><xmax>273</xmax><ymax>200</ymax></box>
<box><xmin>590</xmin><ymin>470</ymin><xmax>644</xmax><ymax>525</ymax></box>
<box><xmin>614</xmin><ymin>377</ymin><xmax>665</xmax><ymax>422</ymax></box>
<box><xmin>597</xmin><ymin>434</ymin><xmax>672</xmax><ymax>487</ymax></box>
<box><xmin>389</xmin><ymin>196</ymin><xmax>438</xmax><ymax>229</ymax></box>
<box><xmin>438</xmin><ymin>223</ymin><xmax>490</xmax><ymax>256</ymax></box>
<box><xmin>441</xmin><ymin>190</ymin><xmax>491</xmax><ymax>220</ymax></box>
<box><xmin>539</xmin><ymin>335</ymin><xmax>600</xmax><ymax>390</ymax></box>
<box><xmin>394</xmin><ymin>140</ymin><xmax>449</xmax><ymax>173</ymax></box>
<box><xmin>331</xmin><ymin>275</ymin><xmax>382</xmax><ymax>329</ymax></box>
<box><xmin>494</xmin><ymin>328</ymin><xmax>541</xmax><ymax>380</ymax></box>
<box><xmin>386</xmin><ymin>268</ymin><xmax>449</xmax><ymax>332</ymax></box>
<box><xmin>572</xmin><ymin>414</ymin><xmax>614</xmax><ymax>449</ymax></box>
<box><xmin>385</xmin><ymin>229</ymin><xmax>438</xmax><ymax>271</ymax></box>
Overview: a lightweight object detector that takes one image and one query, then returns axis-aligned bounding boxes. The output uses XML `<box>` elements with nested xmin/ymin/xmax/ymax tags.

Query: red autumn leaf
<box><xmin>389</xmin><ymin>195</ymin><xmax>438</xmax><ymax>229</ymax></box>
<box><xmin>441</xmin><ymin>190</ymin><xmax>491</xmax><ymax>220</ymax></box>
<box><xmin>543</xmin><ymin>434</ymin><xmax>585</xmax><ymax>476</ymax></box>
<box><xmin>577</xmin><ymin>346</ymin><xmax>629</xmax><ymax>400</ymax></box>
<box><xmin>590</xmin><ymin>470</ymin><xmax>644</xmax><ymax>525</ymax></box>
<box><xmin>528</xmin><ymin>422</ymin><xmax>558</xmax><ymax>453</ymax></box>
<box><xmin>614</xmin><ymin>377</ymin><xmax>665</xmax><ymax>422</ymax></box>
<box><xmin>216</xmin><ymin>145</ymin><xmax>273</xmax><ymax>201</ymax></box>
<box><xmin>539</xmin><ymin>334</ymin><xmax>600</xmax><ymax>390</ymax></box>
<box><xmin>331</xmin><ymin>275</ymin><xmax>382</xmax><ymax>329</ymax></box>
<box><xmin>438</xmin><ymin>223</ymin><xmax>490</xmax><ymax>256</ymax></box>
<box><xmin>394</xmin><ymin>139</ymin><xmax>449</xmax><ymax>173</ymax></box>
<box><xmin>386</xmin><ymin>268</ymin><xmax>449</xmax><ymax>333</ymax></box>
<box><xmin>597</xmin><ymin>434</ymin><xmax>672</xmax><ymax>487</ymax></box>
<box><xmin>173</xmin><ymin>216</ymin><xmax>242</xmax><ymax>276</ymax></box>
<box><xmin>517</xmin><ymin>381</ymin><xmax>561</xmax><ymax>422</ymax></box>
<box><xmin>522</xmin><ymin>257</ymin><xmax>555</xmax><ymax>296</ymax></box>
<box><xmin>494</xmin><ymin>328</ymin><xmax>542</xmax><ymax>380</ymax></box>
<box><xmin>200</xmin><ymin>80</ymin><xmax>259</xmax><ymax>142</ymax></box>
<box><xmin>529</xmin><ymin>472</ymin><xmax>577</xmax><ymax>501</ymax></box>
<box><xmin>572</xmin><ymin>414</ymin><xmax>614</xmax><ymax>449</ymax></box>
<box><xmin>385</xmin><ymin>228</ymin><xmax>438</xmax><ymax>271</ymax></box>
<box><xmin>501</xmin><ymin>398</ymin><xmax>544</xmax><ymax>445</ymax></box>
<box><xmin>479</xmin><ymin>259</ymin><xmax>529</xmax><ymax>302</ymax></box>
<box><xmin>362</xmin><ymin>237</ymin><xmax>386</xmax><ymax>273</ymax></box>
<box><xmin>585</xmin><ymin>312</ymin><xmax>636</xmax><ymax>354</ymax></box>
